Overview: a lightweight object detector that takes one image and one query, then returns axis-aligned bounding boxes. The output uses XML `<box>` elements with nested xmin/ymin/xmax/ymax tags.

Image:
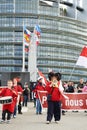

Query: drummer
<box><xmin>0</xmin><ymin>80</ymin><xmax>17</xmax><ymax>124</ymax></box>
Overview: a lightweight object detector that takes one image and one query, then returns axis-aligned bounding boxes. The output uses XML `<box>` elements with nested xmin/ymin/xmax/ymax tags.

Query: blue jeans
<box><xmin>23</xmin><ymin>95</ymin><xmax>28</xmax><ymax>107</ymax></box>
<box><xmin>13</xmin><ymin>105</ymin><xmax>17</xmax><ymax>117</ymax></box>
<box><xmin>36</xmin><ymin>99</ymin><xmax>42</xmax><ymax>114</ymax></box>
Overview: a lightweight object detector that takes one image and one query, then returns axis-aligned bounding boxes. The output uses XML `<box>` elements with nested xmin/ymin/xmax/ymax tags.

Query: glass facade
<box><xmin>0</xmin><ymin>0</ymin><xmax>87</xmax><ymax>82</ymax></box>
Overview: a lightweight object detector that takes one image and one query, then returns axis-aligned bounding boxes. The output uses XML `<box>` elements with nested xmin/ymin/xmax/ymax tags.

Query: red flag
<box><xmin>80</xmin><ymin>46</ymin><xmax>87</xmax><ymax>57</ymax></box>
<box><xmin>76</xmin><ymin>46</ymin><xmax>87</xmax><ymax>68</ymax></box>
<box><xmin>38</xmin><ymin>70</ymin><xmax>48</xmax><ymax>85</ymax></box>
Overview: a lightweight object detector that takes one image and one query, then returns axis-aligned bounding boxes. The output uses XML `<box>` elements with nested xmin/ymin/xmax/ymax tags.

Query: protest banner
<box><xmin>38</xmin><ymin>91</ymin><xmax>87</xmax><ymax>110</ymax></box>
<box><xmin>62</xmin><ymin>93</ymin><xmax>87</xmax><ymax>110</ymax></box>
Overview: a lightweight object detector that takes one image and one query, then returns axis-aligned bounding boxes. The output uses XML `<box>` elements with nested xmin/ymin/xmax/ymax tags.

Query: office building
<box><xmin>0</xmin><ymin>0</ymin><xmax>87</xmax><ymax>82</ymax></box>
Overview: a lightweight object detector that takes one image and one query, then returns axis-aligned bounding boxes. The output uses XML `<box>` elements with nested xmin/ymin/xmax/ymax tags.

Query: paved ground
<box><xmin>0</xmin><ymin>102</ymin><xmax>87</xmax><ymax>130</ymax></box>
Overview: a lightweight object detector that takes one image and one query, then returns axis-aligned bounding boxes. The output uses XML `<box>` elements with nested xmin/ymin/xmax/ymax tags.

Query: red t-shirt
<box><xmin>46</xmin><ymin>82</ymin><xmax>61</xmax><ymax>101</ymax></box>
<box><xmin>33</xmin><ymin>83</ymin><xmax>45</xmax><ymax>99</ymax></box>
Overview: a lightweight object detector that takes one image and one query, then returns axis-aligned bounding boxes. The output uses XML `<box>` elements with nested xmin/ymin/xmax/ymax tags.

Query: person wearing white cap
<box><xmin>37</xmin><ymin>76</ymin><xmax>43</xmax><ymax>81</ymax></box>
<box><xmin>33</xmin><ymin>76</ymin><xmax>45</xmax><ymax>114</ymax></box>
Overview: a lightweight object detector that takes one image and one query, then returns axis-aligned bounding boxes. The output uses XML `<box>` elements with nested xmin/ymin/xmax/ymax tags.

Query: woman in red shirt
<box><xmin>46</xmin><ymin>72</ymin><xmax>63</xmax><ymax>124</ymax></box>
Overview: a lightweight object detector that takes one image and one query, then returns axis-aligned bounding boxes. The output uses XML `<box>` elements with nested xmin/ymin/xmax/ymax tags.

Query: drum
<box><xmin>0</xmin><ymin>96</ymin><xmax>12</xmax><ymax>104</ymax></box>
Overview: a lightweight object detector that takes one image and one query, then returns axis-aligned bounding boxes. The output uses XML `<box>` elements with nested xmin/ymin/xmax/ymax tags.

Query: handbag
<box><xmin>47</xmin><ymin>87</ymin><xmax>54</xmax><ymax>101</ymax></box>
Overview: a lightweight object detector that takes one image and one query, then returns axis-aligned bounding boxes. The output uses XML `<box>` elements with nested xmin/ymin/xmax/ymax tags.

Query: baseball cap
<box><xmin>37</xmin><ymin>76</ymin><xmax>43</xmax><ymax>81</ymax></box>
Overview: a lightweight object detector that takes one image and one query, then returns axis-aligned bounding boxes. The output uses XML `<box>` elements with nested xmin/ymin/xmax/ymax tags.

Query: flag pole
<box><xmin>22</xmin><ymin>21</ymin><xmax>25</xmax><ymax>72</ymax></box>
<box><xmin>68</xmin><ymin>64</ymin><xmax>76</xmax><ymax>82</ymax></box>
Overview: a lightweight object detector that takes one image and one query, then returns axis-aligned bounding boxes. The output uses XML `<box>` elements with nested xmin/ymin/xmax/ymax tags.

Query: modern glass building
<box><xmin>0</xmin><ymin>0</ymin><xmax>87</xmax><ymax>82</ymax></box>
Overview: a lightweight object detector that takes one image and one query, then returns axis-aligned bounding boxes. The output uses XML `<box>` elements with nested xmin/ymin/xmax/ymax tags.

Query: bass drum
<box><xmin>0</xmin><ymin>96</ymin><xmax>12</xmax><ymax>104</ymax></box>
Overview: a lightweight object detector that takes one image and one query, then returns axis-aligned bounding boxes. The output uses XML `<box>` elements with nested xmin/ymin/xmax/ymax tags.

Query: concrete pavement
<box><xmin>0</xmin><ymin>102</ymin><xmax>87</xmax><ymax>130</ymax></box>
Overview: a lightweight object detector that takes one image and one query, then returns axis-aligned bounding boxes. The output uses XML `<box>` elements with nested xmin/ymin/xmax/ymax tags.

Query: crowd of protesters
<box><xmin>31</xmin><ymin>76</ymin><xmax>87</xmax><ymax>121</ymax></box>
<box><xmin>62</xmin><ymin>78</ymin><xmax>87</xmax><ymax>93</ymax></box>
<box><xmin>0</xmin><ymin>72</ymin><xmax>87</xmax><ymax>124</ymax></box>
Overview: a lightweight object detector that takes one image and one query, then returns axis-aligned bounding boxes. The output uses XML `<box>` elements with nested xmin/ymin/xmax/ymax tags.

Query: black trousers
<box><xmin>18</xmin><ymin>102</ymin><xmax>22</xmax><ymax>113</ymax></box>
<box><xmin>2</xmin><ymin>110</ymin><xmax>11</xmax><ymax>120</ymax></box>
<box><xmin>47</xmin><ymin>101</ymin><xmax>61</xmax><ymax>122</ymax></box>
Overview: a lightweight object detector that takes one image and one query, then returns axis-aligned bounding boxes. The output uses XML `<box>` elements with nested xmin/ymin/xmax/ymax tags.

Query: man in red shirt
<box><xmin>33</xmin><ymin>77</ymin><xmax>45</xmax><ymax>114</ymax></box>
